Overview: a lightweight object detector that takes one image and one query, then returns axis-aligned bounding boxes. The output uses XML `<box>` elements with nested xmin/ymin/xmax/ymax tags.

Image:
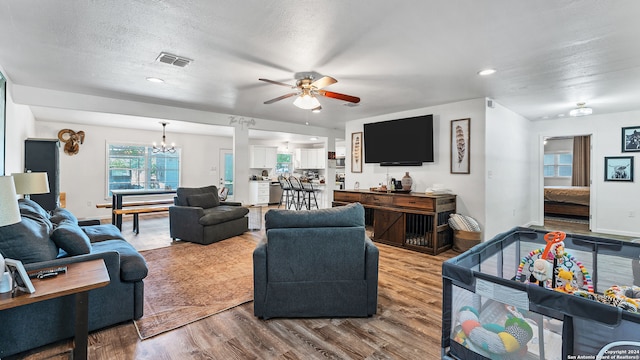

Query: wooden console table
<box><xmin>0</xmin><ymin>259</ymin><xmax>110</xmax><ymax>360</ymax></box>
<box><xmin>333</xmin><ymin>190</ymin><xmax>456</xmax><ymax>255</ymax></box>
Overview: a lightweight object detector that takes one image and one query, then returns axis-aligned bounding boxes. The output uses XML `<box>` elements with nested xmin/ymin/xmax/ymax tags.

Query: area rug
<box><xmin>134</xmin><ymin>238</ymin><xmax>256</xmax><ymax>339</ymax></box>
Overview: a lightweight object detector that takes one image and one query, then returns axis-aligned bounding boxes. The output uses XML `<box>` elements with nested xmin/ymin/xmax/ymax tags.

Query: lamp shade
<box><xmin>12</xmin><ymin>172</ymin><xmax>50</xmax><ymax>195</ymax></box>
<box><xmin>293</xmin><ymin>94</ymin><xmax>321</xmax><ymax>110</ymax></box>
<box><xmin>0</xmin><ymin>176</ymin><xmax>21</xmax><ymax>227</ymax></box>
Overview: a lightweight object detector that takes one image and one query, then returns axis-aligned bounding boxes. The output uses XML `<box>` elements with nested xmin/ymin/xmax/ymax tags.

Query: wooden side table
<box><xmin>0</xmin><ymin>259</ymin><xmax>110</xmax><ymax>360</ymax></box>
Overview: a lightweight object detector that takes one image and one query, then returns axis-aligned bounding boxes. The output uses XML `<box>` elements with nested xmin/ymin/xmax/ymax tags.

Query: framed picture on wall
<box><xmin>351</xmin><ymin>132</ymin><xmax>362</xmax><ymax>173</ymax></box>
<box><xmin>622</xmin><ymin>126</ymin><xmax>640</xmax><ymax>152</ymax></box>
<box><xmin>604</xmin><ymin>156</ymin><xmax>634</xmax><ymax>182</ymax></box>
<box><xmin>450</xmin><ymin>118</ymin><xmax>470</xmax><ymax>174</ymax></box>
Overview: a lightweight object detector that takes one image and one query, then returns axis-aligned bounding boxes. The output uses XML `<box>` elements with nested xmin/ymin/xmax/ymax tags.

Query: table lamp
<box><xmin>0</xmin><ymin>176</ymin><xmax>21</xmax><ymax>294</ymax></box>
<box><xmin>12</xmin><ymin>171</ymin><xmax>50</xmax><ymax>200</ymax></box>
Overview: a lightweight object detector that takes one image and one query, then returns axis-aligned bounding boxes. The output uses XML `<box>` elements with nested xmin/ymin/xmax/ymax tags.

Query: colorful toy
<box><xmin>531</xmin><ymin>231</ymin><xmax>566</xmax><ymax>284</ymax></box>
<box><xmin>574</xmin><ymin>286</ymin><xmax>639</xmax><ymax>313</ymax></box>
<box><xmin>455</xmin><ymin>306</ymin><xmax>533</xmax><ymax>358</ymax></box>
<box><xmin>554</xmin><ymin>268</ymin><xmax>576</xmax><ymax>293</ymax></box>
<box><xmin>516</xmin><ymin>231</ymin><xmax>594</xmax><ymax>293</ymax></box>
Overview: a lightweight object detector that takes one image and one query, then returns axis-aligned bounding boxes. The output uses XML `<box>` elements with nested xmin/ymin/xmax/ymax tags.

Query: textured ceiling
<box><xmin>1</xmin><ymin>1</ymin><xmax>640</xmax><ymax>132</ymax></box>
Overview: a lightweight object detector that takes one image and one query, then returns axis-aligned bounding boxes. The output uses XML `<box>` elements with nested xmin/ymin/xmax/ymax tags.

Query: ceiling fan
<box><xmin>259</xmin><ymin>75</ymin><xmax>360</xmax><ymax>112</ymax></box>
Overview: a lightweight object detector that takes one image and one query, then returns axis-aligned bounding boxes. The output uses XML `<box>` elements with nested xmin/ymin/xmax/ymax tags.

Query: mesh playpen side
<box><xmin>441</xmin><ymin>227</ymin><xmax>640</xmax><ymax>360</ymax></box>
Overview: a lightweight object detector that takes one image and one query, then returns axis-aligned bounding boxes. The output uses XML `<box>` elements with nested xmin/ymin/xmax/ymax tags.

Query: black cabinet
<box><xmin>25</xmin><ymin>139</ymin><xmax>60</xmax><ymax>211</ymax></box>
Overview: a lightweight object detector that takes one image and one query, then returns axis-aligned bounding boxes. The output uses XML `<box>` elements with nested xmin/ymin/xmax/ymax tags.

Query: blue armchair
<box><xmin>253</xmin><ymin>203</ymin><xmax>378</xmax><ymax>319</ymax></box>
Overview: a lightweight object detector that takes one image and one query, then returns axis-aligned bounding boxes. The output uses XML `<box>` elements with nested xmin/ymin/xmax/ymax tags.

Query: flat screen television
<box><xmin>363</xmin><ymin>114</ymin><xmax>433</xmax><ymax>166</ymax></box>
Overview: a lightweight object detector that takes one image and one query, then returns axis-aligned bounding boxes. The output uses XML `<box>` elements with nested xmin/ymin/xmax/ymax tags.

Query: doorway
<box><xmin>542</xmin><ymin>135</ymin><xmax>592</xmax><ymax>231</ymax></box>
<box><xmin>220</xmin><ymin>149</ymin><xmax>234</xmax><ymax>200</ymax></box>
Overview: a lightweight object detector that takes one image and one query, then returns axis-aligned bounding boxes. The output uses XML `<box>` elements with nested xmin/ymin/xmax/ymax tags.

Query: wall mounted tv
<box><xmin>363</xmin><ymin>114</ymin><xmax>434</xmax><ymax>166</ymax></box>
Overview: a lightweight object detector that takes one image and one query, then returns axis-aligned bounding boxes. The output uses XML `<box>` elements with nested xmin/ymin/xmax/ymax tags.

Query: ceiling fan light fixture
<box><xmin>569</xmin><ymin>102</ymin><xmax>593</xmax><ymax>117</ymax></box>
<box><xmin>293</xmin><ymin>94</ymin><xmax>321</xmax><ymax>110</ymax></box>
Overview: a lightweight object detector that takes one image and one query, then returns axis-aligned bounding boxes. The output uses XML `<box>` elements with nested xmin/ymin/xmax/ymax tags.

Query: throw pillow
<box><xmin>18</xmin><ymin>198</ymin><xmax>54</xmax><ymax>234</ymax></box>
<box><xmin>448</xmin><ymin>214</ymin><xmax>481</xmax><ymax>232</ymax></box>
<box><xmin>50</xmin><ymin>207</ymin><xmax>78</xmax><ymax>225</ymax></box>
<box><xmin>187</xmin><ymin>193</ymin><xmax>220</xmax><ymax>209</ymax></box>
<box><xmin>0</xmin><ymin>216</ymin><xmax>59</xmax><ymax>264</ymax></box>
<box><xmin>82</xmin><ymin>224</ymin><xmax>126</xmax><ymax>243</ymax></box>
<box><xmin>51</xmin><ymin>220</ymin><xmax>92</xmax><ymax>256</ymax></box>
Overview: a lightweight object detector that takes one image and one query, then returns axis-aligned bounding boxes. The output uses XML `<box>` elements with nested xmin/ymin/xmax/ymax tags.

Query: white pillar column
<box><xmin>233</xmin><ymin>125</ymin><xmax>250</xmax><ymax>205</ymax></box>
<box><xmin>324</xmin><ymin>135</ymin><xmax>336</xmax><ymax>208</ymax></box>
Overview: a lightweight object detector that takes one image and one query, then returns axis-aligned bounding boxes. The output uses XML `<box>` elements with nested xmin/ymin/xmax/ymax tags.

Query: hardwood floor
<box><xmin>10</xmin><ymin>212</ymin><xmax>634</xmax><ymax>359</ymax></box>
<box><xmin>13</xmin><ymin>212</ymin><xmax>456</xmax><ymax>360</ymax></box>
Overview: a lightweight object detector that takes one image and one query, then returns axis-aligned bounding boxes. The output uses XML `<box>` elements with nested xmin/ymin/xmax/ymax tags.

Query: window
<box><xmin>544</xmin><ymin>152</ymin><xmax>572</xmax><ymax>177</ymax></box>
<box><xmin>275</xmin><ymin>153</ymin><xmax>292</xmax><ymax>175</ymax></box>
<box><xmin>107</xmin><ymin>144</ymin><xmax>180</xmax><ymax>195</ymax></box>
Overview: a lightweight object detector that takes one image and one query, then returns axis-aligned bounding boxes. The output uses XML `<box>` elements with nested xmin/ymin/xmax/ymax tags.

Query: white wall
<box><xmin>531</xmin><ymin>110</ymin><xmax>640</xmax><ymax>237</ymax></box>
<box><xmin>344</xmin><ymin>98</ymin><xmax>535</xmax><ymax>240</ymax></box>
<box><xmin>35</xmin><ymin>120</ymin><xmax>232</xmax><ymax>219</ymax></box>
<box><xmin>345</xmin><ymin>99</ymin><xmax>490</xmax><ymax>235</ymax></box>
<box><xmin>2</xmin><ymin>71</ymin><xmax>36</xmax><ymax>174</ymax></box>
<box><xmin>484</xmin><ymin>102</ymin><xmax>532</xmax><ymax>238</ymax></box>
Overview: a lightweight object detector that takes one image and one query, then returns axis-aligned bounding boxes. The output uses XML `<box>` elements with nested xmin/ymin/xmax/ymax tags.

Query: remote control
<box><xmin>37</xmin><ymin>272</ymin><xmax>59</xmax><ymax>279</ymax></box>
<box><xmin>29</xmin><ymin>266</ymin><xmax>68</xmax><ymax>279</ymax></box>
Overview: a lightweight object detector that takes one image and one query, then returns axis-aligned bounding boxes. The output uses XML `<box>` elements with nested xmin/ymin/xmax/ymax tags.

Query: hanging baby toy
<box><xmin>516</xmin><ymin>231</ymin><xmax>594</xmax><ymax>293</ymax></box>
<box><xmin>531</xmin><ymin>231</ymin><xmax>566</xmax><ymax>287</ymax></box>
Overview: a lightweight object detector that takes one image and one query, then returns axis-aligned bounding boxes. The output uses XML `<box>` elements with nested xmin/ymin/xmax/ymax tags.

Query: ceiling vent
<box><xmin>156</xmin><ymin>52</ymin><xmax>193</xmax><ymax>67</ymax></box>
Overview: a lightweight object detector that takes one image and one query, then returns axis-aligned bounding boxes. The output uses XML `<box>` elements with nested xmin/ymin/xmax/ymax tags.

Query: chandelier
<box><xmin>152</xmin><ymin>122</ymin><xmax>176</xmax><ymax>153</ymax></box>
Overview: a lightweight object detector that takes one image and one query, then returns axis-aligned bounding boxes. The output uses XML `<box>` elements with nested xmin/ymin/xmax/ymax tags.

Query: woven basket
<box><xmin>452</xmin><ymin>230</ymin><xmax>481</xmax><ymax>253</ymax></box>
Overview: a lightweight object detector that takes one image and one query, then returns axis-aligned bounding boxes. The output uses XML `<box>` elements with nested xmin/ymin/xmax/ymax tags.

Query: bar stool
<box><xmin>288</xmin><ymin>176</ymin><xmax>306</xmax><ymax>210</ymax></box>
<box><xmin>278</xmin><ymin>176</ymin><xmax>293</xmax><ymax>209</ymax></box>
<box><xmin>302</xmin><ymin>181</ymin><xmax>319</xmax><ymax>210</ymax></box>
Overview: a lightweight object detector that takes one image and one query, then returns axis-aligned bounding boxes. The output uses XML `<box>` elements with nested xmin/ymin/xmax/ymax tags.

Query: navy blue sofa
<box><xmin>0</xmin><ymin>199</ymin><xmax>148</xmax><ymax>357</ymax></box>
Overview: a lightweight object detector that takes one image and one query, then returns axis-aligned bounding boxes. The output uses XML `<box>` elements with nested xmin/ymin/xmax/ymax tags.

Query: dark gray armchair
<box><xmin>169</xmin><ymin>185</ymin><xmax>249</xmax><ymax>245</ymax></box>
<box><xmin>253</xmin><ymin>202</ymin><xmax>379</xmax><ymax>319</ymax></box>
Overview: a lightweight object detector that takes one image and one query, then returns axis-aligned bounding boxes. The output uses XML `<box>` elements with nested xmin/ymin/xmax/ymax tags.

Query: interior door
<box><xmin>219</xmin><ymin>149</ymin><xmax>234</xmax><ymax>199</ymax></box>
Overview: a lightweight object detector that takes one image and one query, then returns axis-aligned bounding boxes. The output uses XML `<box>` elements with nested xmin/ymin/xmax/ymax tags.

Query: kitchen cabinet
<box><xmin>249</xmin><ymin>181</ymin><xmax>270</xmax><ymax>205</ymax></box>
<box><xmin>295</xmin><ymin>148</ymin><xmax>326</xmax><ymax>169</ymax></box>
<box><xmin>250</xmin><ymin>146</ymin><xmax>277</xmax><ymax>169</ymax></box>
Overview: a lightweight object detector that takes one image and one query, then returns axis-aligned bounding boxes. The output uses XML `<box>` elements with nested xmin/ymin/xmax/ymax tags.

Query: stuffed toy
<box><xmin>455</xmin><ymin>306</ymin><xmax>533</xmax><ymax>359</ymax></box>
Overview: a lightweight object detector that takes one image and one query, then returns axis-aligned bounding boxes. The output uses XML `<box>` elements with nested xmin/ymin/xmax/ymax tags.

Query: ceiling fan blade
<box><xmin>318</xmin><ymin>90</ymin><xmax>360</xmax><ymax>103</ymax></box>
<box><xmin>311</xmin><ymin>76</ymin><xmax>337</xmax><ymax>90</ymax></box>
<box><xmin>264</xmin><ymin>92</ymin><xmax>298</xmax><ymax>104</ymax></box>
<box><xmin>259</xmin><ymin>78</ymin><xmax>295</xmax><ymax>88</ymax></box>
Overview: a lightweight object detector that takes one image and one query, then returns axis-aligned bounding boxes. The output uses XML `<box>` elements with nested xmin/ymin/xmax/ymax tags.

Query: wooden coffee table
<box><xmin>0</xmin><ymin>259</ymin><xmax>110</xmax><ymax>360</ymax></box>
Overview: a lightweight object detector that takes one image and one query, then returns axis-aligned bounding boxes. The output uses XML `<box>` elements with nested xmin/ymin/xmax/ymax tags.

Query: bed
<box><xmin>544</xmin><ymin>186</ymin><xmax>590</xmax><ymax>217</ymax></box>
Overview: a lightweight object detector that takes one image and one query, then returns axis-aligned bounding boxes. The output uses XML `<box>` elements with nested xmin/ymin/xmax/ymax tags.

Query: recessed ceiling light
<box><xmin>146</xmin><ymin>77</ymin><xmax>164</xmax><ymax>83</ymax></box>
<box><xmin>310</xmin><ymin>137</ymin><xmax>318</xmax><ymax>141</ymax></box>
<box><xmin>478</xmin><ymin>68</ymin><xmax>497</xmax><ymax>76</ymax></box>
<box><xmin>557</xmin><ymin>114</ymin><xmax>565</xmax><ymax>117</ymax></box>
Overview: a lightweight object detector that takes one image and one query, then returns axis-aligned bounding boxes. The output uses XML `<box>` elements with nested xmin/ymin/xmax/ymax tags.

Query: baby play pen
<box><xmin>442</xmin><ymin>227</ymin><xmax>640</xmax><ymax>359</ymax></box>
